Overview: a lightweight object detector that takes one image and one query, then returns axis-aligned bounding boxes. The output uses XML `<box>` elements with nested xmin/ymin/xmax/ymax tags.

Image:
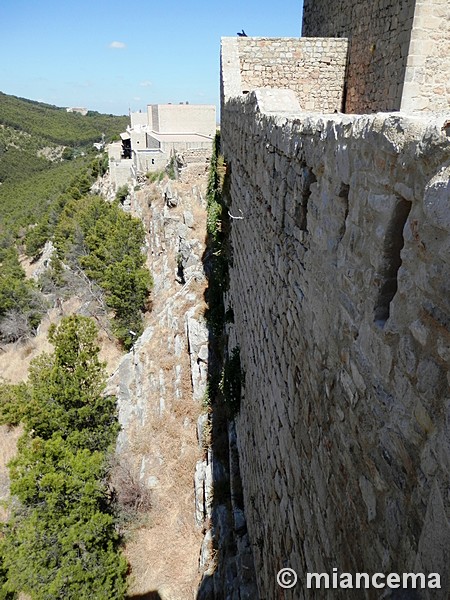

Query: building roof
<box><xmin>146</xmin><ymin>131</ymin><xmax>213</xmax><ymax>143</ymax></box>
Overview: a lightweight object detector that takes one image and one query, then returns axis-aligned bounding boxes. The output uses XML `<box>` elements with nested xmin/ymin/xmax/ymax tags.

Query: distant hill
<box><xmin>0</xmin><ymin>91</ymin><xmax>127</xmax><ymax>235</ymax></box>
<box><xmin>0</xmin><ymin>91</ymin><xmax>129</xmax><ymax>146</ymax></box>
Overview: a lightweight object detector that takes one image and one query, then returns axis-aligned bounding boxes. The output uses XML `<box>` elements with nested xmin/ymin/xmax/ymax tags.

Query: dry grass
<box><xmin>121</xmin><ymin>349</ymin><xmax>204</xmax><ymax>599</ymax></box>
<box><xmin>0</xmin><ymin>293</ymin><xmax>123</xmax><ymax>383</ymax></box>
<box><xmin>123</xmin><ymin>405</ymin><xmax>202</xmax><ymax>597</ymax></box>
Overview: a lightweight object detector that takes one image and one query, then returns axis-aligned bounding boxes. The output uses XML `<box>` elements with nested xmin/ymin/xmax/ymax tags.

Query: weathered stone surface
<box><xmin>402</xmin><ymin>0</ymin><xmax>450</xmax><ymax>112</ymax></box>
<box><xmin>183</xmin><ymin>210</ymin><xmax>195</xmax><ymax>228</ymax></box>
<box><xmin>302</xmin><ymin>0</ymin><xmax>416</xmax><ymax>112</ymax></box>
<box><xmin>221</xmin><ymin>90</ymin><xmax>450</xmax><ymax>599</ymax></box>
<box><xmin>164</xmin><ymin>182</ymin><xmax>178</xmax><ymax>207</ymax></box>
<box><xmin>185</xmin><ymin>309</ymin><xmax>209</xmax><ymax>402</ymax></box>
<box><xmin>423</xmin><ymin>167</ymin><xmax>450</xmax><ymax>230</ymax></box>
<box><xmin>302</xmin><ymin>0</ymin><xmax>450</xmax><ymax>114</ymax></box>
<box><xmin>194</xmin><ymin>458</ymin><xmax>212</xmax><ymax>527</ymax></box>
<box><xmin>29</xmin><ymin>240</ymin><xmax>56</xmax><ymax>280</ymax></box>
<box><xmin>414</xmin><ymin>481</ymin><xmax>450</xmax><ymax>598</ymax></box>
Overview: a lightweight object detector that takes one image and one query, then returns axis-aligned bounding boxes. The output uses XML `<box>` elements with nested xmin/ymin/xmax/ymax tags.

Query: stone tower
<box><xmin>302</xmin><ymin>0</ymin><xmax>450</xmax><ymax>113</ymax></box>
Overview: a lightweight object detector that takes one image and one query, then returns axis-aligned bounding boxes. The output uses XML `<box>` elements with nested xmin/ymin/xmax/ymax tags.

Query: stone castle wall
<box><xmin>302</xmin><ymin>0</ymin><xmax>416</xmax><ymax>112</ymax></box>
<box><xmin>221</xmin><ymin>37</ymin><xmax>347</xmax><ymax>113</ymax></box>
<box><xmin>222</xmin><ymin>89</ymin><xmax>450</xmax><ymax>598</ymax></box>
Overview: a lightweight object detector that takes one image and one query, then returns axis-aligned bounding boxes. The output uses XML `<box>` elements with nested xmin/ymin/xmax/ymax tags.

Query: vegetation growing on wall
<box><xmin>0</xmin><ymin>316</ymin><xmax>127</xmax><ymax>599</ymax></box>
<box><xmin>196</xmin><ymin>134</ymin><xmax>248</xmax><ymax>598</ymax></box>
<box><xmin>204</xmin><ymin>132</ymin><xmax>244</xmax><ymax>459</ymax></box>
<box><xmin>205</xmin><ymin>134</ymin><xmax>229</xmax><ymax>340</ymax></box>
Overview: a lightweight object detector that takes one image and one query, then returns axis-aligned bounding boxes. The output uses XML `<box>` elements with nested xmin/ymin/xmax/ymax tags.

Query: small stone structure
<box><xmin>65</xmin><ymin>107</ymin><xmax>88</xmax><ymax>115</ymax></box>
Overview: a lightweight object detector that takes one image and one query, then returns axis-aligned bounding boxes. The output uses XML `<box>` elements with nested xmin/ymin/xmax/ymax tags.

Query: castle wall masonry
<box><xmin>302</xmin><ymin>0</ymin><xmax>450</xmax><ymax>114</ymax></box>
<box><xmin>401</xmin><ymin>0</ymin><xmax>450</xmax><ymax>112</ymax></box>
<box><xmin>221</xmin><ymin>37</ymin><xmax>347</xmax><ymax>114</ymax></box>
<box><xmin>302</xmin><ymin>0</ymin><xmax>415</xmax><ymax>112</ymax></box>
<box><xmin>222</xmin><ymin>89</ymin><xmax>450</xmax><ymax>598</ymax></box>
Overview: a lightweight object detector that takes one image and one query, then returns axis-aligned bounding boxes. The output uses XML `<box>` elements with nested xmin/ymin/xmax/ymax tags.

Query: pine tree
<box><xmin>23</xmin><ymin>315</ymin><xmax>119</xmax><ymax>451</ymax></box>
<box><xmin>0</xmin><ymin>316</ymin><xmax>127</xmax><ymax>599</ymax></box>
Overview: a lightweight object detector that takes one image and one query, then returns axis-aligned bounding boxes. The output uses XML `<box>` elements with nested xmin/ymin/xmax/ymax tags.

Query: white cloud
<box><xmin>140</xmin><ymin>80</ymin><xmax>152</xmax><ymax>87</ymax></box>
<box><xmin>109</xmin><ymin>41</ymin><xmax>126</xmax><ymax>49</ymax></box>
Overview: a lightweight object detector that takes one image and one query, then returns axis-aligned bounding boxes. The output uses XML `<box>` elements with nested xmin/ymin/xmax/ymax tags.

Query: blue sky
<box><xmin>0</xmin><ymin>0</ymin><xmax>303</xmax><ymax>116</ymax></box>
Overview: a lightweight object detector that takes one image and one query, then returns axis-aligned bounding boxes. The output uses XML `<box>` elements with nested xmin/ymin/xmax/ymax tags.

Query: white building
<box><xmin>108</xmin><ymin>103</ymin><xmax>216</xmax><ymax>189</ymax></box>
<box><xmin>66</xmin><ymin>107</ymin><xmax>88</xmax><ymax>115</ymax></box>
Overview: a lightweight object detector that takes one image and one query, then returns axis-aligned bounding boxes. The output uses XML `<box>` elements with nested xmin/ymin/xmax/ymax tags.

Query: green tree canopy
<box><xmin>22</xmin><ymin>316</ymin><xmax>119</xmax><ymax>451</ymax></box>
<box><xmin>54</xmin><ymin>197</ymin><xmax>152</xmax><ymax>347</ymax></box>
<box><xmin>0</xmin><ymin>316</ymin><xmax>127</xmax><ymax>599</ymax></box>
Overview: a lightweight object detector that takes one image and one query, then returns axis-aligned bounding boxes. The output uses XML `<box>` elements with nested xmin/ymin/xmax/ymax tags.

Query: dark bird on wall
<box><xmin>237</xmin><ymin>29</ymin><xmax>247</xmax><ymax>37</ymax></box>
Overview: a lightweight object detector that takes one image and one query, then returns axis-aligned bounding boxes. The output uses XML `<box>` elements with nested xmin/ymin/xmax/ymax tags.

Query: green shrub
<box><xmin>0</xmin><ymin>157</ymin><xmax>91</xmax><ymax>235</ymax></box>
<box><xmin>115</xmin><ymin>185</ymin><xmax>129</xmax><ymax>204</ymax></box>
<box><xmin>0</xmin><ymin>316</ymin><xmax>127</xmax><ymax>599</ymax></box>
<box><xmin>22</xmin><ymin>316</ymin><xmax>120</xmax><ymax>451</ymax></box>
<box><xmin>0</xmin><ymin>245</ymin><xmax>44</xmax><ymax>339</ymax></box>
<box><xmin>145</xmin><ymin>170</ymin><xmax>165</xmax><ymax>183</ymax></box>
<box><xmin>54</xmin><ymin>196</ymin><xmax>152</xmax><ymax>348</ymax></box>
<box><xmin>166</xmin><ymin>156</ymin><xmax>176</xmax><ymax>180</ymax></box>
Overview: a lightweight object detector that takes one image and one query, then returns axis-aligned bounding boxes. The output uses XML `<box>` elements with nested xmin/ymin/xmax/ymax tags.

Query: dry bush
<box><xmin>0</xmin><ymin>310</ymin><xmax>32</xmax><ymax>344</ymax></box>
<box><xmin>110</xmin><ymin>457</ymin><xmax>152</xmax><ymax>522</ymax></box>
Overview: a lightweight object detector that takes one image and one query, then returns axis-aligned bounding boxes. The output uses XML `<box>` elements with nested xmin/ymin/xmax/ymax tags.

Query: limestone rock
<box><xmin>185</xmin><ymin>309</ymin><xmax>209</xmax><ymax>401</ymax></box>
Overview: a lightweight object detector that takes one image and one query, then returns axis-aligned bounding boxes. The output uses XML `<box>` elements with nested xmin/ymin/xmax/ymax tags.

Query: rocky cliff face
<box><xmin>107</xmin><ymin>176</ymin><xmax>210</xmax><ymax>598</ymax></box>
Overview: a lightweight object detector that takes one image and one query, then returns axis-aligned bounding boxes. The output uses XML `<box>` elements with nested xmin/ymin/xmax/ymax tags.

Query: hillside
<box><xmin>0</xmin><ymin>91</ymin><xmax>128</xmax><ymax>235</ymax></box>
<box><xmin>0</xmin><ymin>145</ymin><xmax>216</xmax><ymax>598</ymax></box>
<box><xmin>0</xmin><ymin>157</ymin><xmax>92</xmax><ymax>231</ymax></box>
<box><xmin>0</xmin><ymin>124</ymin><xmax>53</xmax><ymax>184</ymax></box>
<box><xmin>0</xmin><ymin>91</ymin><xmax>129</xmax><ymax>147</ymax></box>
<box><xmin>0</xmin><ymin>92</ymin><xmax>140</xmax><ymax>348</ymax></box>
<box><xmin>0</xmin><ymin>94</ymin><xmax>155</xmax><ymax>598</ymax></box>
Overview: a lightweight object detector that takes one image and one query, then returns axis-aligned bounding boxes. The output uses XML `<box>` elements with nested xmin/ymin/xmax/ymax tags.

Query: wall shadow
<box><xmin>196</xmin><ymin>135</ymin><xmax>230</xmax><ymax>599</ymax></box>
<box><xmin>196</xmin><ymin>135</ymin><xmax>257</xmax><ymax>599</ymax></box>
